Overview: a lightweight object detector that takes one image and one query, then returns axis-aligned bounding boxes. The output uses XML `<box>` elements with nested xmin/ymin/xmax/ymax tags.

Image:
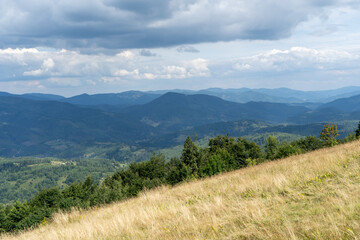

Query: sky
<box><xmin>0</xmin><ymin>0</ymin><xmax>360</xmax><ymax>96</ymax></box>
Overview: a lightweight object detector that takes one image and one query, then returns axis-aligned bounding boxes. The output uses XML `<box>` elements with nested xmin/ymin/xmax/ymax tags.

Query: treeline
<box><xmin>1</xmin><ymin>123</ymin><xmax>359</xmax><ymax>233</ymax></box>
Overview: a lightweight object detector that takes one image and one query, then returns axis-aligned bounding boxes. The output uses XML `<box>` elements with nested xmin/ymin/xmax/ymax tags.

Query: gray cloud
<box><xmin>176</xmin><ymin>45</ymin><xmax>199</xmax><ymax>53</ymax></box>
<box><xmin>0</xmin><ymin>0</ymin><xmax>358</xmax><ymax>50</ymax></box>
<box><xmin>139</xmin><ymin>49</ymin><xmax>157</xmax><ymax>57</ymax></box>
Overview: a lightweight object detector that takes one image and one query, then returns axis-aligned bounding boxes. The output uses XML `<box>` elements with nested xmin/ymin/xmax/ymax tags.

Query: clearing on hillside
<box><xmin>2</xmin><ymin>141</ymin><xmax>360</xmax><ymax>240</ymax></box>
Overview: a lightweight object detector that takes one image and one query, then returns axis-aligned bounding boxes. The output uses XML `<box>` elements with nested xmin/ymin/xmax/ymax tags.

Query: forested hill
<box><xmin>319</xmin><ymin>94</ymin><xmax>360</xmax><ymax>112</ymax></box>
<box><xmin>0</xmin><ymin>96</ymin><xmax>156</xmax><ymax>156</ymax></box>
<box><xmin>122</xmin><ymin>92</ymin><xmax>309</xmax><ymax>131</ymax></box>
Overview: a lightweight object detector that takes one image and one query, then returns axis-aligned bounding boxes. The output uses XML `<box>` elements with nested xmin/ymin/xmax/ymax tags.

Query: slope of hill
<box><xmin>319</xmin><ymin>94</ymin><xmax>360</xmax><ymax>112</ymax></box>
<box><xmin>123</xmin><ymin>92</ymin><xmax>309</xmax><ymax>131</ymax></box>
<box><xmin>0</xmin><ymin>96</ymin><xmax>156</xmax><ymax>157</ymax></box>
<box><xmin>4</xmin><ymin>140</ymin><xmax>360</xmax><ymax>240</ymax></box>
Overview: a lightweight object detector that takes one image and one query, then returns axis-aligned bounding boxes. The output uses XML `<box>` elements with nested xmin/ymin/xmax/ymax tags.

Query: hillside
<box><xmin>4</xmin><ymin>141</ymin><xmax>360</xmax><ymax>240</ymax></box>
<box><xmin>0</xmin><ymin>96</ymin><xmax>156</xmax><ymax>157</ymax></box>
<box><xmin>123</xmin><ymin>92</ymin><xmax>308</xmax><ymax>131</ymax></box>
<box><xmin>320</xmin><ymin>94</ymin><xmax>360</xmax><ymax>112</ymax></box>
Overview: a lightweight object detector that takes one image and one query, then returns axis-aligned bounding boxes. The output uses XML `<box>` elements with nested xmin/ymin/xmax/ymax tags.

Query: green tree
<box><xmin>265</xmin><ymin>136</ymin><xmax>279</xmax><ymax>160</ymax></box>
<box><xmin>201</xmin><ymin>149</ymin><xmax>236</xmax><ymax>176</ymax></box>
<box><xmin>275</xmin><ymin>143</ymin><xmax>301</xmax><ymax>159</ymax></box>
<box><xmin>166</xmin><ymin>158</ymin><xmax>183</xmax><ymax>185</ymax></box>
<box><xmin>5</xmin><ymin>201</ymin><xmax>30</xmax><ymax>231</ymax></box>
<box><xmin>320</xmin><ymin>124</ymin><xmax>339</xmax><ymax>147</ymax></box>
<box><xmin>208</xmin><ymin>134</ymin><xmax>235</xmax><ymax>154</ymax></box>
<box><xmin>0</xmin><ymin>204</ymin><xmax>6</xmax><ymax>232</ymax></box>
<box><xmin>232</xmin><ymin>138</ymin><xmax>263</xmax><ymax>167</ymax></box>
<box><xmin>181</xmin><ymin>136</ymin><xmax>200</xmax><ymax>175</ymax></box>
<box><xmin>356</xmin><ymin>121</ymin><xmax>360</xmax><ymax>138</ymax></box>
<box><xmin>30</xmin><ymin>188</ymin><xmax>62</xmax><ymax>209</ymax></box>
<box><xmin>294</xmin><ymin>136</ymin><xmax>323</xmax><ymax>152</ymax></box>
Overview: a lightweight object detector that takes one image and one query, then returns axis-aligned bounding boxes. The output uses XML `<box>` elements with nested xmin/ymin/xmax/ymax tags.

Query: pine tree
<box><xmin>265</xmin><ymin>136</ymin><xmax>279</xmax><ymax>160</ymax></box>
<box><xmin>181</xmin><ymin>136</ymin><xmax>199</xmax><ymax>175</ymax></box>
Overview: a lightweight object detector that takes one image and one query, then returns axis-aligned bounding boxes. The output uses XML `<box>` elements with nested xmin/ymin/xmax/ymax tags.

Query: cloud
<box><xmin>0</xmin><ymin>0</ymin><xmax>358</xmax><ymax>49</ymax></box>
<box><xmin>23</xmin><ymin>58</ymin><xmax>55</xmax><ymax>76</ymax></box>
<box><xmin>139</xmin><ymin>49</ymin><xmax>157</xmax><ymax>57</ymax></box>
<box><xmin>116</xmin><ymin>50</ymin><xmax>135</xmax><ymax>59</ymax></box>
<box><xmin>0</xmin><ymin>47</ymin><xmax>210</xmax><ymax>87</ymax></box>
<box><xmin>176</xmin><ymin>45</ymin><xmax>200</xmax><ymax>53</ymax></box>
<box><xmin>233</xmin><ymin>47</ymin><xmax>359</xmax><ymax>73</ymax></box>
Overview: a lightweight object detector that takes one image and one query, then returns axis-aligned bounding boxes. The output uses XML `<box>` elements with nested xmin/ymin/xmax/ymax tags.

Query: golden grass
<box><xmin>2</xmin><ymin>141</ymin><xmax>360</xmax><ymax>240</ymax></box>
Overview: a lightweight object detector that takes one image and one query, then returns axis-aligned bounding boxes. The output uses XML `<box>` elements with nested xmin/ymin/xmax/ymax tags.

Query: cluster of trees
<box><xmin>0</xmin><ymin>158</ymin><xmax>122</xmax><ymax>204</ymax></box>
<box><xmin>1</xmin><ymin>122</ymin><xmax>359</xmax><ymax>233</ymax></box>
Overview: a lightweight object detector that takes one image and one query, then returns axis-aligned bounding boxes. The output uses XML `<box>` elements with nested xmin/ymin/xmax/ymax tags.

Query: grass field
<box><xmin>3</xmin><ymin>140</ymin><xmax>360</xmax><ymax>240</ymax></box>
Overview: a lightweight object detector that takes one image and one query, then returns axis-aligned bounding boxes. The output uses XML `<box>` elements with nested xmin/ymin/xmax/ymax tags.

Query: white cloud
<box><xmin>185</xmin><ymin>58</ymin><xmax>209</xmax><ymax>77</ymax></box>
<box><xmin>0</xmin><ymin>48</ymin><xmax>39</xmax><ymax>54</ymax></box>
<box><xmin>116</xmin><ymin>50</ymin><xmax>135</xmax><ymax>59</ymax></box>
<box><xmin>233</xmin><ymin>47</ymin><xmax>359</xmax><ymax>72</ymax></box>
<box><xmin>23</xmin><ymin>58</ymin><xmax>55</xmax><ymax>76</ymax></box>
<box><xmin>114</xmin><ymin>69</ymin><xmax>140</xmax><ymax>78</ymax></box>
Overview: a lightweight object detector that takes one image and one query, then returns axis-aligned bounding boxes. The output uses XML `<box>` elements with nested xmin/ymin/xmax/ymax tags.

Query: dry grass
<box><xmin>2</xmin><ymin>141</ymin><xmax>360</xmax><ymax>240</ymax></box>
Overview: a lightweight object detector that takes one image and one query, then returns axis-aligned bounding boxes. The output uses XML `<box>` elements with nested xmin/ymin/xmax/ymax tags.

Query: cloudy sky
<box><xmin>0</xmin><ymin>0</ymin><xmax>360</xmax><ymax>96</ymax></box>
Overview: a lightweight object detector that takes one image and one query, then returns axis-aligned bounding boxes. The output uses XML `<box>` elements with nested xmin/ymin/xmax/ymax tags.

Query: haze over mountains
<box><xmin>1</xmin><ymin>87</ymin><xmax>360</xmax><ymax>158</ymax></box>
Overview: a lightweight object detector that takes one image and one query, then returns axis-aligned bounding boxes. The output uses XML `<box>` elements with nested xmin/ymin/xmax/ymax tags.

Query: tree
<box><xmin>0</xmin><ymin>204</ymin><xmax>6</xmax><ymax>232</ymax></box>
<box><xmin>208</xmin><ymin>134</ymin><xmax>235</xmax><ymax>154</ymax></box>
<box><xmin>294</xmin><ymin>136</ymin><xmax>323</xmax><ymax>152</ymax></box>
<box><xmin>356</xmin><ymin>121</ymin><xmax>360</xmax><ymax>138</ymax></box>
<box><xmin>181</xmin><ymin>136</ymin><xmax>200</xmax><ymax>175</ymax></box>
<box><xmin>30</xmin><ymin>188</ymin><xmax>62</xmax><ymax>209</ymax></box>
<box><xmin>265</xmin><ymin>136</ymin><xmax>279</xmax><ymax>160</ymax></box>
<box><xmin>275</xmin><ymin>143</ymin><xmax>301</xmax><ymax>159</ymax></box>
<box><xmin>202</xmin><ymin>149</ymin><xmax>235</xmax><ymax>176</ymax></box>
<box><xmin>320</xmin><ymin>124</ymin><xmax>339</xmax><ymax>147</ymax></box>
<box><xmin>232</xmin><ymin>138</ymin><xmax>263</xmax><ymax>166</ymax></box>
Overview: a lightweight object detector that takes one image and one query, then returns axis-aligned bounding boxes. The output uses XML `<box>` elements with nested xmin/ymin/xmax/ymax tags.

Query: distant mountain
<box><xmin>319</xmin><ymin>94</ymin><xmax>360</xmax><ymax>112</ymax></box>
<box><xmin>147</xmin><ymin>86</ymin><xmax>360</xmax><ymax>104</ymax></box>
<box><xmin>286</xmin><ymin>94</ymin><xmax>360</xmax><ymax>124</ymax></box>
<box><xmin>21</xmin><ymin>93</ymin><xmax>65</xmax><ymax>101</ymax></box>
<box><xmin>122</xmin><ymin>92</ymin><xmax>309</xmax><ymax>132</ymax></box>
<box><xmin>253</xmin><ymin>86</ymin><xmax>360</xmax><ymax>103</ymax></box>
<box><xmin>63</xmin><ymin>91</ymin><xmax>160</xmax><ymax>106</ymax></box>
<box><xmin>197</xmin><ymin>89</ymin><xmax>303</xmax><ymax>103</ymax></box>
<box><xmin>0</xmin><ymin>92</ymin><xmax>65</xmax><ymax>101</ymax></box>
<box><xmin>0</xmin><ymin>92</ymin><xmax>15</xmax><ymax>97</ymax></box>
<box><xmin>3</xmin><ymin>86</ymin><xmax>360</xmax><ymax>107</ymax></box>
<box><xmin>0</xmin><ymin>96</ymin><xmax>156</xmax><ymax>157</ymax></box>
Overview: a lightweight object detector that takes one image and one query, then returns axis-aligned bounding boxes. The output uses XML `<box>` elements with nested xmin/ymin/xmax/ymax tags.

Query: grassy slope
<box><xmin>3</xmin><ymin>141</ymin><xmax>360</xmax><ymax>240</ymax></box>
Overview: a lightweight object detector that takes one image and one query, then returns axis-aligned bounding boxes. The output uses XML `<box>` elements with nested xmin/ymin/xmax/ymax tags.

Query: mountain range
<box><xmin>1</xmin><ymin>87</ymin><xmax>360</xmax><ymax>158</ymax></box>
